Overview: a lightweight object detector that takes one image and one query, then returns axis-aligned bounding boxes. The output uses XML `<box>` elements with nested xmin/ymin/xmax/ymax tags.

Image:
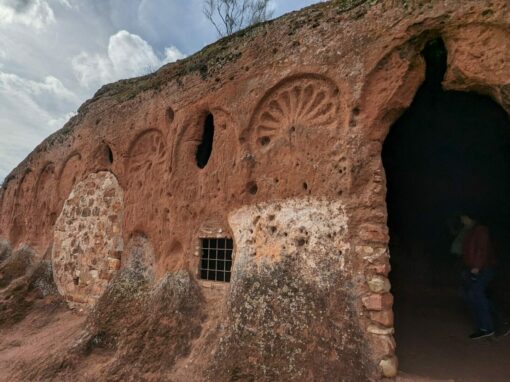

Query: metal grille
<box><xmin>199</xmin><ymin>238</ymin><xmax>233</xmax><ymax>282</ymax></box>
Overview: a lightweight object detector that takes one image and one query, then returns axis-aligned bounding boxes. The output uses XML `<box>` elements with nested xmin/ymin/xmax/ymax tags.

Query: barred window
<box><xmin>199</xmin><ymin>238</ymin><xmax>233</xmax><ymax>282</ymax></box>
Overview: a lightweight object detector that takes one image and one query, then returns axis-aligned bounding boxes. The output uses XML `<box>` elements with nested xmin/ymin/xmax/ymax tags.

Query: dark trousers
<box><xmin>462</xmin><ymin>267</ymin><xmax>496</xmax><ymax>332</ymax></box>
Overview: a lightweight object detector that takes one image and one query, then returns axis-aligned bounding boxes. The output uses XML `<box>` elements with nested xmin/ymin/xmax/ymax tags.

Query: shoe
<box><xmin>469</xmin><ymin>329</ymin><xmax>495</xmax><ymax>340</ymax></box>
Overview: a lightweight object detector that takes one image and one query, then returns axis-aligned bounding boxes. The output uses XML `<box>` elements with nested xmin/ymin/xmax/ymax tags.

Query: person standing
<box><xmin>460</xmin><ymin>214</ymin><xmax>497</xmax><ymax>339</ymax></box>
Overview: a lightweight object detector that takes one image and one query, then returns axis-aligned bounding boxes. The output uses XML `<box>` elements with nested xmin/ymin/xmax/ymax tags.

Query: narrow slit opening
<box><xmin>196</xmin><ymin>113</ymin><xmax>215</xmax><ymax>169</ymax></box>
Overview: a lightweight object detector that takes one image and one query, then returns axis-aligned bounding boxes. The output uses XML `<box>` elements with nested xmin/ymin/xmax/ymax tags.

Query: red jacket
<box><xmin>462</xmin><ymin>225</ymin><xmax>496</xmax><ymax>270</ymax></box>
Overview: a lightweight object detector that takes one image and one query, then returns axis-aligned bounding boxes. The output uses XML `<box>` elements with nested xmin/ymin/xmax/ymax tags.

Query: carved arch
<box><xmin>33</xmin><ymin>162</ymin><xmax>57</xmax><ymax>226</ymax></box>
<box><xmin>35</xmin><ymin>162</ymin><xmax>56</xmax><ymax>200</ymax></box>
<box><xmin>15</xmin><ymin>169</ymin><xmax>35</xmax><ymax>205</ymax></box>
<box><xmin>244</xmin><ymin>74</ymin><xmax>341</xmax><ymax>150</ymax></box>
<box><xmin>58</xmin><ymin>152</ymin><xmax>82</xmax><ymax>199</ymax></box>
<box><xmin>0</xmin><ymin>179</ymin><xmax>16</xmax><ymax>231</ymax></box>
<box><xmin>170</xmin><ymin>107</ymin><xmax>236</xmax><ymax>173</ymax></box>
<box><xmin>126</xmin><ymin>129</ymin><xmax>167</xmax><ymax>186</ymax></box>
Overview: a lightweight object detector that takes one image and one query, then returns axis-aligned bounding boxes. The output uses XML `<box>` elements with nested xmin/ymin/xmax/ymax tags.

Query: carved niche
<box><xmin>241</xmin><ymin>74</ymin><xmax>342</xmax><ymax>195</ymax></box>
<box><xmin>126</xmin><ymin>129</ymin><xmax>167</xmax><ymax>191</ymax></box>
<box><xmin>249</xmin><ymin>74</ymin><xmax>340</xmax><ymax>149</ymax></box>
<box><xmin>58</xmin><ymin>153</ymin><xmax>82</xmax><ymax>200</ymax></box>
<box><xmin>9</xmin><ymin>170</ymin><xmax>35</xmax><ymax>244</ymax></box>
<box><xmin>124</xmin><ymin>129</ymin><xmax>167</xmax><ymax>226</ymax></box>
<box><xmin>0</xmin><ymin>179</ymin><xmax>16</xmax><ymax>235</ymax></box>
<box><xmin>31</xmin><ymin>163</ymin><xmax>57</xmax><ymax>232</ymax></box>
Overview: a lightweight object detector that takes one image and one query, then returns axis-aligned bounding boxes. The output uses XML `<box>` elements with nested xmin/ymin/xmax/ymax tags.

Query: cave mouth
<box><xmin>382</xmin><ymin>38</ymin><xmax>510</xmax><ymax>380</ymax></box>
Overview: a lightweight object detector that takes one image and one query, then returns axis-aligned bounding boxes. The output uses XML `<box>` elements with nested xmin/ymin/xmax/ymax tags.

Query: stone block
<box><xmin>362</xmin><ymin>293</ymin><xmax>393</xmax><ymax>311</ymax></box>
<box><xmin>367</xmin><ymin>325</ymin><xmax>394</xmax><ymax>335</ymax></box>
<box><xmin>359</xmin><ymin>224</ymin><xmax>389</xmax><ymax>244</ymax></box>
<box><xmin>371</xmin><ymin>334</ymin><xmax>396</xmax><ymax>358</ymax></box>
<box><xmin>370</xmin><ymin>262</ymin><xmax>391</xmax><ymax>276</ymax></box>
<box><xmin>356</xmin><ymin>245</ymin><xmax>374</xmax><ymax>255</ymax></box>
<box><xmin>370</xmin><ymin>310</ymin><xmax>394</xmax><ymax>327</ymax></box>
<box><xmin>367</xmin><ymin>276</ymin><xmax>391</xmax><ymax>293</ymax></box>
<box><xmin>108</xmin><ymin>258</ymin><xmax>121</xmax><ymax>270</ymax></box>
<box><xmin>362</xmin><ymin>247</ymin><xmax>388</xmax><ymax>264</ymax></box>
<box><xmin>379</xmin><ymin>356</ymin><xmax>398</xmax><ymax>378</ymax></box>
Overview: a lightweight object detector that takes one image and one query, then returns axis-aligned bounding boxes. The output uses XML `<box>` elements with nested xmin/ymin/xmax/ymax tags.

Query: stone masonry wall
<box><xmin>52</xmin><ymin>171</ymin><xmax>124</xmax><ymax>309</ymax></box>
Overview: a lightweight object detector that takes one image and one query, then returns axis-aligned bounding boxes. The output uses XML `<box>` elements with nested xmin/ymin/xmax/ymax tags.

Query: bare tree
<box><xmin>203</xmin><ymin>0</ymin><xmax>274</xmax><ymax>37</ymax></box>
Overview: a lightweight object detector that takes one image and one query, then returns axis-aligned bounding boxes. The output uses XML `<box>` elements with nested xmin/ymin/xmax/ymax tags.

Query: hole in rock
<box><xmin>296</xmin><ymin>238</ymin><xmax>306</xmax><ymax>247</ymax></box>
<box><xmin>107</xmin><ymin>146</ymin><xmax>114</xmax><ymax>164</ymax></box>
<box><xmin>247</xmin><ymin>181</ymin><xmax>258</xmax><ymax>195</ymax></box>
<box><xmin>259</xmin><ymin>136</ymin><xmax>271</xmax><ymax>146</ymax></box>
<box><xmin>196</xmin><ymin>113</ymin><xmax>215</xmax><ymax>169</ymax></box>
<box><xmin>199</xmin><ymin>238</ymin><xmax>233</xmax><ymax>282</ymax></box>
<box><xmin>383</xmin><ymin>38</ymin><xmax>510</xmax><ymax>380</ymax></box>
<box><xmin>96</xmin><ymin>143</ymin><xmax>114</xmax><ymax>167</ymax></box>
<box><xmin>166</xmin><ymin>107</ymin><xmax>175</xmax><ymax>123</ymax></box>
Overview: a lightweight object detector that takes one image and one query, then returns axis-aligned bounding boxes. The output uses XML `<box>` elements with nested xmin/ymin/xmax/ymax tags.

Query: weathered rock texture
<box><xmin>0</xmin><ymin>0</ymin><xmax>509</xmax><ymax>380</ymax></box>
<box><xmin>210</xmin><ymin>198</ymin><xmax>374</xmax><ymax>380</ymax></box>
<box><xmin>0</xmin><ymin>246</ymin><xmax>62</xmax><ymax>329</ymax></box>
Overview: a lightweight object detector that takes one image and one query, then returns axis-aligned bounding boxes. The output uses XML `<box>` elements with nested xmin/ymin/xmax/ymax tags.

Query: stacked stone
<box><xmin>357</xmin><ymin>223</ymin><xmax>397</xmax><ymax>379</ymax></box>
<box><xmin>52</xmin><ymin>171</ymin><xmax>124</xmax><ymax>310</ymax></box>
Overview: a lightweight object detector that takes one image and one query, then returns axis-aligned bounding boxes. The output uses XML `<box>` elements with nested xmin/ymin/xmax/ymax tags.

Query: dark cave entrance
<box><xmin>382</xmin><ymin>39</ymin><xmax>510</xmax><ymax>380</ymax></box>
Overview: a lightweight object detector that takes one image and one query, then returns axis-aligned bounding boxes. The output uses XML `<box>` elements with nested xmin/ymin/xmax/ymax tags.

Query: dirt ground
<box><xmin>3</xmin><ymin>284</ymin><xmax>510</xmax><ymax>381</ymax></box>
<box><xmin>0</xmin><ymin>303</ymin><xmax>85</xmax><ymax>382</ymax></box>
<box><xmin>395</xmin><ymin>287</ymin><xmax>510</xmax><ymax>382</ymax></box>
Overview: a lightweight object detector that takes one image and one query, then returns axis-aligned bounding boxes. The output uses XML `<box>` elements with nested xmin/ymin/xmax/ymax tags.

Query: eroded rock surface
<box><xmin>0</xmin><ymin>0</ymin><xmax>509</xmax><ymax>380</ymax></box>
<box><xmin>0</xmin><ymin>246</ymin><xmax>62</xmax><ymax>329</ymax></box>
<box><xmin>209</xmin><ymin>198</ymin><xmax>375</xmax><ymax>381</ymax></box>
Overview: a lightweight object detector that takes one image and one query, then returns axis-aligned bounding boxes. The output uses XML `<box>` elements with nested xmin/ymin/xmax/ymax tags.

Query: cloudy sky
<box><xmin>0</xmin><ymin>0</ymin><xmax>318</xmax><ymax>181</ymax></box>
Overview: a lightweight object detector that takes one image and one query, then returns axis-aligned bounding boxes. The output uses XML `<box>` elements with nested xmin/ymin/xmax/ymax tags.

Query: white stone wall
<box><xmin>229</xmin><ymin>197</ymin><xmax>350</xmax><ymax>289</ymax></box>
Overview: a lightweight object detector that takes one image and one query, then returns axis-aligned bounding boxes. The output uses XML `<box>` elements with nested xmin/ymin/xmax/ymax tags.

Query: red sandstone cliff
<box><xmin>0</xmin><ymin>0</ymin><xmax>509</xmax><ymax>380</ymax></box>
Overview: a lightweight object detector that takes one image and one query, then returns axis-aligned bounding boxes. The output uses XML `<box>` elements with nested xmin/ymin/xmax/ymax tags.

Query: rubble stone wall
<box><xmin>52</xmin><ymin>171</ymin><xmax>124</xmax><ymax>309</ymax></box>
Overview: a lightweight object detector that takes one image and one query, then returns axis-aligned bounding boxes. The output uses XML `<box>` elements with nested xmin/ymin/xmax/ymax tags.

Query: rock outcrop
<box><xmin>1</xmin><ymin>0</ymin><xmax>509</xmax><ymax>380</ymax></box>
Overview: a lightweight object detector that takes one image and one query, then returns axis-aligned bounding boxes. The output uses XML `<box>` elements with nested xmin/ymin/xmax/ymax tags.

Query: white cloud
<box><xmin>58</xmin><ymin>0</ymin><xmax>72</xmax><ymax>8</ymax></box>
<box><xmin>163</xmin><ymin>46</ymin><xmax>186</xmax><ymax>64</ymax></box>
<box><xmin>0</xmin><ymin>0</ymin><xmax>55</xmax><ymax>29</ymax></box>
<box><xmin>72</xmin><ymin>30</ymin><xmax>185</xmax><ymax>89</ymax></box>
<box><xmin>0</xmin><ymin>71</ymin><xmax>79</xmax><ymax>179</ymax></box>
<box><xmin>108</xmin><ymin>30</ymin><xmax>161</xmax><ymax>77</ymax></box>
<box><xmin>0</xmin><ymin>72</ymin><xmax>77</xmax><ymax>112</ymax></box>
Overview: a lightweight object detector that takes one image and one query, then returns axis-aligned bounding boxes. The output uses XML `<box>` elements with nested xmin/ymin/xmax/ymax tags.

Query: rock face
<box><xmin>0</xmin><ymin>0</ymin><xmax>509</xmax><ymax>380</ymax></box>
<box><xmin>211</xmin><ymin>198</ymin><xmax>373</xmax><ymax>380</ymax></box>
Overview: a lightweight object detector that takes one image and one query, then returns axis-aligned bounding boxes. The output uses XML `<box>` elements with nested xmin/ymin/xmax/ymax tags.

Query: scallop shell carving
<box><xmin>251</xmin><ymin>74</ymin><xmax>340</xmax><ymax>147</ymax></box>
<box><xmin>127</xmin><ymin>130</ymin><xmax>166</xmax><ymax>174</ymax></box>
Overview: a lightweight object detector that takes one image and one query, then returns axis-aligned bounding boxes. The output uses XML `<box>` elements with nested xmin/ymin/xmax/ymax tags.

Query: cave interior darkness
<box><xmin>383</xmin><ymin>38</ymin><xmax>510</xmax><ymax>292</ymax></box>
<box><xmin>382</xmin><ymin>38</ymin><xmax>510</xmax><ymax>378</ymax></box>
